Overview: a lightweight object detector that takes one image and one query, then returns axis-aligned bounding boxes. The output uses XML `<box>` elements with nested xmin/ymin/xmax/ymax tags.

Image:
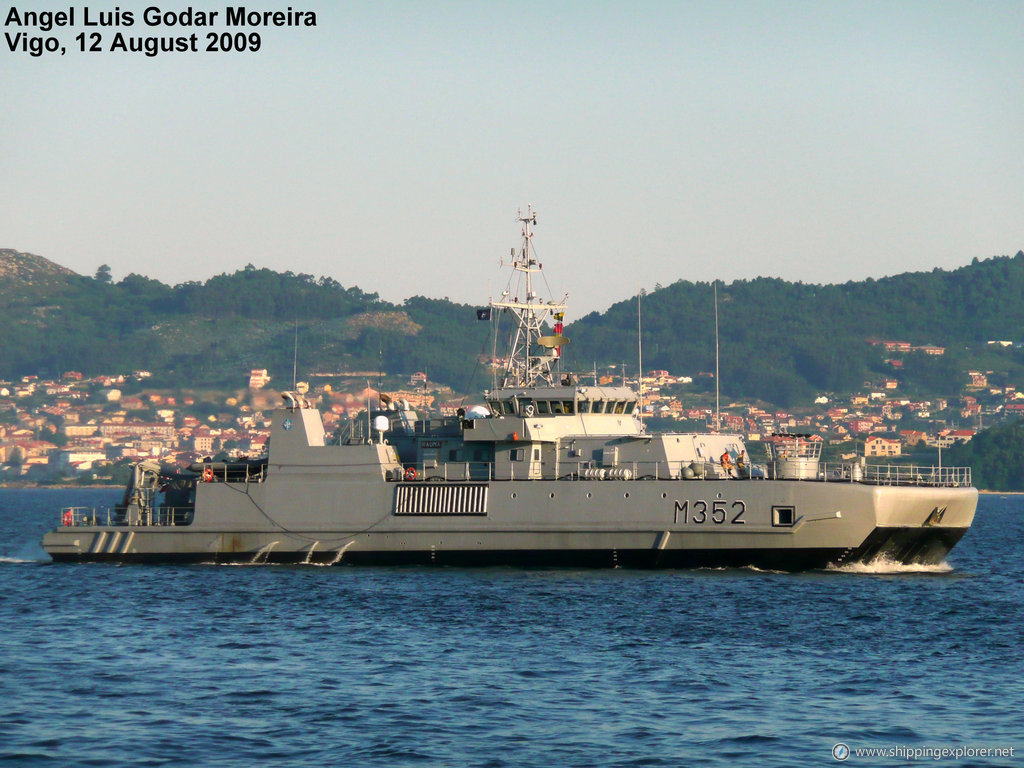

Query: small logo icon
<box><xmin>832</xmin><ymin>743</ymin><xmax>850</xmax><ymax>761</ymax></box>
<box><xmin>282</xmin><ymin>418</ymin><xmax>293</xmax><ymax>431</ymax></box>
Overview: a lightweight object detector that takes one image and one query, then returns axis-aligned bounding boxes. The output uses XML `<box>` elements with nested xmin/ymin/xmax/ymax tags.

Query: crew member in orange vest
<box><xmin>720</xmin><ymin>450</ymin><xmax>734</xmax><ymax>475</ymax></box>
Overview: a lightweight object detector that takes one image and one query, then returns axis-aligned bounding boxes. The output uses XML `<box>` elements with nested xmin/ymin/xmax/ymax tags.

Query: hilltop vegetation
<box><xmin>0</xmin><ymin>257</ymin><xmax>493</xmax><ymax>394</ymax></box>
<box><xmin>568</xmin><ymin>252</ymin><xmax>1024</xmax><ymax>405</ymax></box>
<box><xmin>946</xmin><ymin>419</ymin><xmax>1024</xmax><ymax>491</ymax></box>
<box><xmin>2</xmin><ymin>249</ymin><xmax>1023</xmax><ymax>405</ymax></box>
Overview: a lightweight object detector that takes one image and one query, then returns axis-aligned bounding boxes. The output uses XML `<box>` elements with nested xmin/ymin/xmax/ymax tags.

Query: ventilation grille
<box><xmin>394</xmin><ymin>483</ymin><xmax>489</xmax><ymax>516</ymax></box>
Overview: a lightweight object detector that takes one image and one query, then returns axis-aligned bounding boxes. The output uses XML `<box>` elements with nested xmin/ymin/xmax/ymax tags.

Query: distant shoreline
<box><xmin>0</xmin><ymin>484</ymin><xmax>122</xmax><ymax>490</ymax></box>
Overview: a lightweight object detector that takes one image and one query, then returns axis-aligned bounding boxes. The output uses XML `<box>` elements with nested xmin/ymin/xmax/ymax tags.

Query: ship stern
<box><xmin>840</xmin><ymin>485</ymin><xmax>977</xmax><ymax>567</ymax></box>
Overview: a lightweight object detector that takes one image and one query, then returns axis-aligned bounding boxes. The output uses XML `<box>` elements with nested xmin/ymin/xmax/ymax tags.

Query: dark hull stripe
<box><xmin>47</xmin><ymin>526</ymin><xmax>968</xmax><ymax>571</ymax></box>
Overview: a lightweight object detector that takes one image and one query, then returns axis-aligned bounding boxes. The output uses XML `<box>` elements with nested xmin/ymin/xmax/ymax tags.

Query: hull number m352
<box><xmin>674</xmin><ymin>499</ymin><xmax>747</xmax><ymax>525</ymax></box>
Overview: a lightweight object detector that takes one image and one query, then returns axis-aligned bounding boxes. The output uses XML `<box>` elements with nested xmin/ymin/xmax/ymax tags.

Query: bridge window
<box><xmin>563</xmin><ymin>401</ymin><xmax>575</xmax><ymax>414</ymax></box>
<box><xmin>624</xmin><ymin>401</ymin><xmax>636</xmax><ymax>414</ymax></box>
<box><xmin>551</xmin><ymin>401</ymin><xmax>564</xmax><ymax>414</ymax></box>
<box><xmin>578</xmin><ymin>400</ymin><xmax>590</xmax><ymax>413</ymax></box>
<box><xmin>592</xmin><ymin>401</ymin><xmax>604</xmax><ymax>414</ymax></box>
<box><xmin>614</xmin><ymin>401</ymin><xmax>626</xmax><ymax>414</ymax></box>
<box><xmin>537</xmin><ymin>401</ymin><xmax>550</xmax><ymax>414</ymax></box>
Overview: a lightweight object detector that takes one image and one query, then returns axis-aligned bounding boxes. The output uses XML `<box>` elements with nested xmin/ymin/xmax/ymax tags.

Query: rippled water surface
<box><xmin>1</xmin><ymin>489</ymin><xmax>1022</xmax><ymax>767</ymax></box>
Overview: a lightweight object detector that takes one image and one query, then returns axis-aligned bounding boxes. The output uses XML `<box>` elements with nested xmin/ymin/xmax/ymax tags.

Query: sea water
<box><xmin>1</xmin><ymin>489</ymin><xmax>1021</xmax><ymax>767</ymax></box>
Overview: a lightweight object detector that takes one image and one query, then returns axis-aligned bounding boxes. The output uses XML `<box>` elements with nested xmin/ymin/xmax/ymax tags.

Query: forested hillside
<box><xmin>567</xmin><ymin>252</ymin><xmax>1024</xmax><ymax>405</ymax></box>
<box><xmin>946</xmin><ymin>419</ymin><xmax>1024</xmax><ymax>491</ymax></box>
<box><xmin>0</xmin><ymin>256</ymin><xmax>492</xmax><ymax>393</ymax></box>
<box><xmin>2</xmin><ymin>248</ymin><xmax>1023</xmax><ymax>404</ymax></box>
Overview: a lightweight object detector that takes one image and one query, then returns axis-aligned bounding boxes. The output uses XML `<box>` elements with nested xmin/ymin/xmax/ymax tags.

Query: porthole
<box><xmin>511</xmin><ymin>492</ymin><xmax>518</xmax><ymax>500</ymax></box>
<box><xmin>586</xmin><ymin>492</ymin><xmax>592</xmax><ymax>499</ymax></box>
<box><xmin>624</xmin><ymin>492</ymin><xmax>630</xmax><ymax>499</ymax></box>
<box><xmin>661</xmin><ymin>492</ymin><xmax>667</xmax><ymax>499</ymax></box>
<box><xmin>549</xmin><ymin>492</ymin><xmax>555</xmax><ymax>499</ymax></box>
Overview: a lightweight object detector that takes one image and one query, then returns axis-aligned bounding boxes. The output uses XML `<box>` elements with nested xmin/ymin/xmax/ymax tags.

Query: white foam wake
<box><xmin>740</xmin><ymin>564</ymin><xmax>788</xmax><ymax>574</ymax></box>
<box><xmin>0</xmin><ymin>556</ymin><xmax>39</xmax><ymax>564</ymax></box>
<box><xmin>828</xmin><ymin>556</ymin><xmax>953</xmax><ymax>575</ymax></box>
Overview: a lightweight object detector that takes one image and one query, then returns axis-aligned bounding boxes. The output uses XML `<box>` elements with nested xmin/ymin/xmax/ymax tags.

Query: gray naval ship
<box><xmin>43</xmin><ymin>208</ymin><xmax>977</xmax><ymax>569</ymax></box>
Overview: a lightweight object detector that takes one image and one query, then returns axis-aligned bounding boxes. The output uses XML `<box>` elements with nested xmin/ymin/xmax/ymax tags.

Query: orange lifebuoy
<box><xmin>404</xmin><ymin>467</ymin><xmax>417</xmax><ymax>481</ymax></box>
<box><xmin>203</xmin><ymin>467</ymin><xmax>214</xmax><ymax>482</ymax></box>
<box><xmin>62</xmin><ymin>510</ymin><xmax>73</xmax><ymax>527</ymax></box>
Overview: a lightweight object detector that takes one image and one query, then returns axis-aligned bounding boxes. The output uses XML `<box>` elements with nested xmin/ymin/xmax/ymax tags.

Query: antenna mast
<box><xmin>292</xmin><ymin>318</ymin><xmax>299</xmax><ymax>390</ymax></box>
<box><xmin>714</xmin><ymin>281</ymin><xmax>720</xmax><ymax>433</ymax></box>
<box><xmin>491</xmin><ymin>206</ymin><xmax>568</xmax><ymax>388</ymax></box>
<box><xmin>638</xmin><ymin>288</ymin><xmax>644</xmax><ymax>429</ymax></box>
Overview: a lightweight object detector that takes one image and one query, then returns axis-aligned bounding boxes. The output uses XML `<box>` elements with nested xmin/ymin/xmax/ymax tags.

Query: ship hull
<box><xmin>42</xmin><ymin>478</ymin><xmax>977</xmax><ymax>571</ymax></box>
<box><xmin>45</xmin><ymin>530</ymin><xmax>967</xmax><ymax>570</ymax></box>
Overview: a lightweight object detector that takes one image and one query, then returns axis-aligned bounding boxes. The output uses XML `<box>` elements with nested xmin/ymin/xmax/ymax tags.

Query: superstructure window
<box><xmin>563</xmin><ymin>401</ymin><xmax>574</xmax><ymax>414</ymax></box>
<box><xmin>592</xmin><ymin>401</ymin><xmax>604</xmax><ymax>414</ymax></box>
<box><xmin>578</xmin><ymin>401</ymin><xmax>590</xmax><ymax>413</ymax></box>
<box><xmin>510</xmin><ymin>448</ymin><xmax>525</xmax><ymax>462</ymax></box>
<box><xmin>624</xmin><ymin>401</ymin><xmax>635</xmax><ymax>414</ymax></box>
<box><xmin>614</xmin><ymin>401</ymin><xmax>626</xmax><ymax>414</ymax></box>
<box><xmin>551</xmin><ymin>401</ymin><xmax>564</xmax><ymax>414</ymax></box>
<box><xmin>537</xmin><ymin>401</ymin><xmax>550</xmax><ymax>414</ymax></box>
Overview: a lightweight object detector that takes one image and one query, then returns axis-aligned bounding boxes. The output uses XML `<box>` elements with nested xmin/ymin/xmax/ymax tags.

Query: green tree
<box><xmin>946</xmin><ymin>419</ymin><xmax>1024</xmax><ymax>491</ymax></box>
<box><xmin>6</xmin><ymin>446</ymin><xmax>24</xmax><ymax>466</ymax></box>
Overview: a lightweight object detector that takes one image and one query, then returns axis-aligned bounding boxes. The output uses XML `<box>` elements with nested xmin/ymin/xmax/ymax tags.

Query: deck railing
<box><xmin>198</xmin><ymin>463</ymin><xmax>267</xmax><ymax>483</ymax></box>
<box><xmin>394</xmin><ymin>460</ymin><xmax>971</xmax><ymax>488</ymax></box>
<box><xmin>833</xmin><ymin>463</ymin><xmax>971</xmax><ymax>487</ymax></box>
<box><xmin>60</xmin><ymin>506</ymin><xmax>195</xmax><ymax>528</ymax></box>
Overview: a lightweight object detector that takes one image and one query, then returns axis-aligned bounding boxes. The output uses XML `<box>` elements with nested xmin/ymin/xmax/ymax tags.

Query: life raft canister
<box><xmin>203</xmin><ymin>466</ymin><xmax>214</xmax><ymax>482</ymax></box>
<box><xmin>404</xmin><ymin>466</ymin><xmax>417</xmax><ymax>481</ymax></box>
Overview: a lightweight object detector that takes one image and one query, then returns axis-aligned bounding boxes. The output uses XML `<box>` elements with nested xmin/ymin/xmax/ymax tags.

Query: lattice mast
<box><xmin>491</xmin><ymin>206</ymin><xmax>568</xmax><ymax>388</ymax></box>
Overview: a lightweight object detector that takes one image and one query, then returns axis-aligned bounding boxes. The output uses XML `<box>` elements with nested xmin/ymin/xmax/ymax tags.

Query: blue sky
<box><xmin>2</xmin><ymin>1</ymin><xmax>1022</xmax><ymax>314</ymax></box>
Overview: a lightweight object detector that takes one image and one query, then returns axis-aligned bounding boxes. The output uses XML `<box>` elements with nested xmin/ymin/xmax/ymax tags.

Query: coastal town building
<box><xmin>865</xmin><ymin>436</ymin><xmax>902</xmax><ymax>457</ymax></box>
<box><xmin>248</xmin><ymin>369</ymin><xmax>272</xmax><ymax>389</ymax></box>
<box><xmin>0</xmin><ymin>354</ymin><xmax>1019</xmax><ymax>484</ymax></box>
